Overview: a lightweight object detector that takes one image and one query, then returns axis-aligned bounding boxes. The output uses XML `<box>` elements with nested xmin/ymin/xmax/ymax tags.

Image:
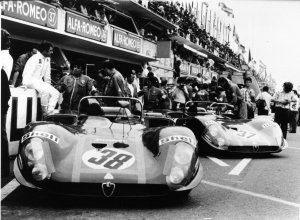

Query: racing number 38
<box><xmin>88</xmin><ymin>149</ymin><xmax>132</xmax><ymax>169</ymax></box>
<box><xmin>82</xmin><ymin>148</ymin><xmax>135</xmax><ymax>170</ymax></box>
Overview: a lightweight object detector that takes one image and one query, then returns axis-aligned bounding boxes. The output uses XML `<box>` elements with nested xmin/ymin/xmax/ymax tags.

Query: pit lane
<box><xmin>2</xmin><ymin>131</ymin><xmax>300</xmax><ymax>220</ymax></box>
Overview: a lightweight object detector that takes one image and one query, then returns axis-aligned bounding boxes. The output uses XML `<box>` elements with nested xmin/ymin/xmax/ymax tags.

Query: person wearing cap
<box><xmin>0</xmin><ymin>29</ymin><xmax>13</xmax><ymax>79</ymax></box>
<box><xmin>57</xmin><ymin>59</ymin><xmax>99</xmax><ymax>113</ymax></box>
<box><xmin>22</xmin><ymin>41</ymin><xmax>60</xmax><ymax>115</ymax></box>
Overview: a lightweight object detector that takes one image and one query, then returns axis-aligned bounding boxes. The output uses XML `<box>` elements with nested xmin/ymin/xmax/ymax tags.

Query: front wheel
<box><xmin>169</xmin><ymin>189</ymin><xmax>191</xmax><ymax>200</ymax></box>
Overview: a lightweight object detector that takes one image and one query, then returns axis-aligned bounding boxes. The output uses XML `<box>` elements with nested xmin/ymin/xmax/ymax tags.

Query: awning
<box><xmin>113</xmin><ymin>0</ymin><xmax>178</xmax><ymax>30</ymax></box>
<box><xmin>225</xmin><ymin>63</ymin><xmax>243</xmax><ymax>73</ymax></box>
<box><xmin>2</xmin><ymin>16</ymin><xmax>156</xmax><ymax>65</ymax></box>
<box><xmin>183</xmin><ymin>44</ymin><xmax>207</xmax><ymax>58</ymax></box>
<box><xmin>169</xmin><ymin>34</ymin><xmax>226</xmax><ymax>63</ymax></box>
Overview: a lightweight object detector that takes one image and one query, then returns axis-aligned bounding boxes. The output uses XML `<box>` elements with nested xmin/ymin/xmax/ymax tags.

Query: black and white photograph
<box><xmin>1</xmin><ymin>0</ymin><xmax>300</xmax><ymax>219</ymax></box>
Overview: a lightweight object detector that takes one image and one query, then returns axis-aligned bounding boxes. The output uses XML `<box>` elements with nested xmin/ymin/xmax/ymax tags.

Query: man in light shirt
<box><xmin>289</xmin><ymin>90</ymin><xmax>299</xmax><ymax>133</ymax></box>
<box><xmin>22</xmin><ymin>41</ymin><xmax>60</xmax><ymax>115</ymax></box>
<box><xmin>0</xmin><ymin>29</ymin><xmax>13</xmax><ymax>79</ymax></box>
<box><xmin>256</xmin><ymin>86</ymin><xmax>272</xmax><ymax>115</ymax></box>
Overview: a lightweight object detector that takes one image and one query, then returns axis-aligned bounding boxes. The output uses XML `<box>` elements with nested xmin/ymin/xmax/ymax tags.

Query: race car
<box><xmin>154</xmin><ymin>101</ymin><xmax>287</xmax><ymax>154</ymax></box>
<box><xmin>14</xmin><ymin>96</ymin><xmax>203</xmax><ymax>198</ymax></box>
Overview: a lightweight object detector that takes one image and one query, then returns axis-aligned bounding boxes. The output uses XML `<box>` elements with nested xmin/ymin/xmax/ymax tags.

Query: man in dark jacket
<box><xmin>1</xmin><ymin>69</ymin><xmax>11</xmax><ymax>177</ymax></box>
<box><xmin>57</xmin><ymin>59</ymin><xmax>99</xmax><ymax>113</ymax></box>
<box><xmin>11</xmin><ymin>48</ymin><xmax>37</xmax><ymax>87</ymax></box>
<box><xmin>103</xmin><ymin>60</ymin><xmax>127</xmax><ymax>97</ymax></box>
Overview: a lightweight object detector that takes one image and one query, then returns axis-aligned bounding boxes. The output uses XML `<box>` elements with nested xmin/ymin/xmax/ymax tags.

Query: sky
<box><xmin>226</xmin><ymin>0</ymin><xmax>300</xmax><ymax>90</ymax></box>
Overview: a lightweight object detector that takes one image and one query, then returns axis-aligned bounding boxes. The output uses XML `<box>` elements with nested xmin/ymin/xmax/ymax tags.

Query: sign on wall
<box><xmin>113</xmin><ymin>28</ymin><xmax>141</xmax><ymax>53</ymax></box>
<box><xmin>1</xmin><ymin>1</ymin><xmax>58</xmax><ymax>29</ymax></box>
<box><xmin>180</xmin><ymin>61</ymin><xmax>190</xmax><ymax>75</ymax></box>
<box><xmin>66</xmin><ymin>12</ymin><xmax>108</xmax><ymax>43</ymax></box>
<box><xmin>190</xmin><ymin>64</ymin><xmax>201</xmax><ymax>76</ymax></box>
<box><xmin>142</xmin><ymin>40</ymin><xmax>157</xmax><ymax>58</ymax></box>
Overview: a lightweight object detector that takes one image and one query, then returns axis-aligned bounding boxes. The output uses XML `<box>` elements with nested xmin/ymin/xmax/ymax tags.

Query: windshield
<box><xmin>78</xmin><ymin>96</ymin><xmax>143</xmax><ymax>122</ymax></box>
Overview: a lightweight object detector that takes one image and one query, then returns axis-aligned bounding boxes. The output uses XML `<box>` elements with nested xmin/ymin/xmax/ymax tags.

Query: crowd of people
<box><xmin>147</xmin><ymin>0</ymin><xmax>244</xmax><ymax>69</ymax></box>
<box><xmin>2</xmin><ymin>28</ymin><xmax>300</xmax><ymax>178</ymax></box>
<box><xmin>42</xmin><ymin>0</ymin><xmax>244</xmax><ymax>71</ymax></box>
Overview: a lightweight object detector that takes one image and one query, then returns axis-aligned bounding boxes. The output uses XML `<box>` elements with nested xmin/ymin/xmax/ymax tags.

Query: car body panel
<box><xmin>14</xmin><ymin>97</ymin><xmax>203</xmax><ymax>197</ymax></box>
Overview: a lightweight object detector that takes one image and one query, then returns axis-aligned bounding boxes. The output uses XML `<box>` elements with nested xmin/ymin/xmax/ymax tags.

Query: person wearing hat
<box><xmin>0</xmin><ymin>29</ymin><xmax>13</xmax><ymax>79</ymax></box>
<box><xmin>57</xmin><ymin>59</ymin><xmax>99</xmax><ymax>113</ymax></box>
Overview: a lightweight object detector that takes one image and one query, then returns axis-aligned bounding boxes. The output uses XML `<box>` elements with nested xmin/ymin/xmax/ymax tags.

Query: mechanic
<box><xmin>57</xmin><ymin>59</ymin><xmax>99</xmax><ymax>113</ymax></box>
<box><xmin>172</xmin><ymin>77</ymin><xmax>190</xmax><ymax>111</ymax></box>
<box><xmin>195</xmin><ymin>83</ymin><xmax>210</xmax><ymax>101</ymax></box>
<box><xmin>11</xmin><ymin>48</ymin><xmax>38</xmax><ymax>87</ymax></box>
<box><xmin>103</xmin><ymin>60</ymin><xmax>127</xmax><ymax>97</ymax></box>
<box><xmin>142</xmin><ymin>77</ymin><xmax>166</xmax><ymax>110</ymax></box>
<box><xmin>272</xmin><ymin>82</ymin><xmax>297</xmax><ymax>139</ymax></box>
<box><xmin>218</xmin><ymin>77</ymin><xmax>245</xmax><ymax>119</ymax></box>
<box><xmin>241</xmin><ymin>77</ymin><xmax>256</xmax><ymax>119</ymax></box>
<box><xmin>124</xmin><ymin>70</ymin><xmax>139</xmax><ymax>98</ymax></box>
<box><xmin>22</xmin><ymin>41</ymin><xmax>60</xmax><ymax>115</ymax></box>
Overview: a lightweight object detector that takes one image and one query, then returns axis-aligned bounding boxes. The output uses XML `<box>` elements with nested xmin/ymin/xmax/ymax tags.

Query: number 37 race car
<box><xmin>14</xmin><ymin>96</ymin><xmax>203</xmax><ymax>198</ymax></box>
<box><xmin>175</xmin><ymin>101</ymin><xmax>288</xmax><ymax>154</ymax></box>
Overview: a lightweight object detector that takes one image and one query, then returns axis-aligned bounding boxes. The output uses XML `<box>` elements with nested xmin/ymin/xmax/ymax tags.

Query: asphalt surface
<box><xmin>1</xmin><ymin>130</ymin><xmax>300</xmax><ymax>220</ymax></box>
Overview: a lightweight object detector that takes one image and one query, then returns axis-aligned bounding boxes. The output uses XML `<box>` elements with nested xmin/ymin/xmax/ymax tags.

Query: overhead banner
<box><xmin>113</xmin><ymin>29</ymin><xmax>142</xmax><ymax>53</ymax></box>
<box><xmin>66</xmin><ymin>12</ymin><xmax>108</xmax><ymax>43</ymax></box>
<box><xmin>1</xmin><ymin>1</ymin><xmax>58</xmax><ymax>29</ymax></box>
<box><xmin>150</xmin><ymin>58</ymin><xmax>174</xmax><ymax>71</ymax></box>
<box><xmin>142</xmin><ymin>40</ymin><xmax>157</xmax><ymax>58</ymax></box>
<box><xmin>180</xmin><ymin>61</ymin><xmax>190</xmax><ymax>75</ymax></box>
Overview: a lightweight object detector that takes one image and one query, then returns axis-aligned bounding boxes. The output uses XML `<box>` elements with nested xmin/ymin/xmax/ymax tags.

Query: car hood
<box><xmin>17</xmin><ymin>117</ymin><xmax>195</xmax><ymax>185</ymax></box>
<box><xmin>198</xmin><ymin>116</ymin><xmax>282</xmax><ymax>146</ymax></box>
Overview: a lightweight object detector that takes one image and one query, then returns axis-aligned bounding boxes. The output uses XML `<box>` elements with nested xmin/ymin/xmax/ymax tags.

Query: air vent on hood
<box><xmin>92</xmin><ymin>143</ymin><xmax>107</xmax><ymax>149</ymax></box>
<box><xmin>113</xmin><ymin>142</ymin><xmax>129</xmax><ymax>148</ymax></box>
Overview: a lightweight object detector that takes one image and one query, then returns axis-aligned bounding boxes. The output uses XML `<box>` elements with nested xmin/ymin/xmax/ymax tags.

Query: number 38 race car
<box><xmin>14</xmin><ymin>96</ymin><xmax>203</xmax><ymax>198</ymax></box>
<box><xmin>174</xmin><ymin>101</ymin><xmax>288</xmax><ymax>154</ymax></box>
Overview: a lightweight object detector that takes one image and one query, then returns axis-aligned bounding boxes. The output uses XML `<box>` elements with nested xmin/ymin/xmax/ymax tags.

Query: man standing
<box><xmin>1</xmin><ymin>29</ymin><xmax>13</xmax><ymax>178</ymax></box>
<box><xmin>172</xmin><ymin>77</ymin><xmax>189</xmax><ymax>111</ymax></box>
<box><xmin>103</xmin><ymin>60</ymin><xmax>127</xmax><ymax>97</ymax></box>
<box><xmin>57</xmin><ymin>59</ymin><xmax>99</xmax><ymax>112</ymax></box>
<box><xmin>241</xmin><ymin>77</ymin><xmax>256</xmax><ymax>119</ymax></box>
<box><xmin>124</xmin><ymin>71</ymin><xmax>138</xmax><ymax>98</ymax></box>
<box><xmin>289</xmin><ymin>90</ymin><xmax>299</xmax><ymax>133</ymax></box>
<box><xmin>11</xmin><ymin>48</ymin><xmax>37</xmax><ymax>87</ymax></box>
<box><xmin>22</xmin><ymin>41</ymin><xmax>60</xmax><ymax>115</ymax></box>
<box><xmin>142</xmin><ymin>77</ymin><xmax>165</xmax><ymax>110</ymax></box>
<box><xmin>0</xmin><ymin>29</ymin><xmax>13</xmax><ymax>79</ymax></box>
<box><xmin>256</xmin><ymin>86</ymin><xmax>272</xmax><ymax>115</ymax></box>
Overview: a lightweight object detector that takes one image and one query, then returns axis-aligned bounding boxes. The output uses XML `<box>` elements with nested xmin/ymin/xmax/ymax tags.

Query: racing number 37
<box><xmin>88</xmin><ymin>149</ymin><xmax>132</xmax><ymax>169</ymax></box>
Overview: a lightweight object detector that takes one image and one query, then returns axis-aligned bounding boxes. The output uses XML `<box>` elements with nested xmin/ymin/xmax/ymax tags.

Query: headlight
<box><xmin>168</xmin><ymin>167</ymin><xmax>185</xmax><ymax>184</ymax></box>
<box><xmin>24</xmin><ymin>138</ymin><xmax>50</xmax><ymax>181</ymax></box>
<box><xmin>217</xmin><ymin>138</ymin><xmax>225</xmax><ymax>147</ymax></box>
<box><xmin>208</xmin><ymin>125</ymin><xmax>219</xmax><ymax>137</ymax></box>
<box><xmin>174</xmin><ymin>142</ymin><xmax>194</xmax><ymax>165</ymax></box>
<box><xmin>32</xmin><ymin>164</ymin><xmax>49</xmax><ymax>181</ymax></box>
<box><xmin>25</xmin><ymin>138</ymin><xmax>44</xmax><ymax>161</ymax></box>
